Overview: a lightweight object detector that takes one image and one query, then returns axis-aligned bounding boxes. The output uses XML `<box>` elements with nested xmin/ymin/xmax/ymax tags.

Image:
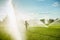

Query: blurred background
<box><xmin>0</xmin><ymin>0</ymin><xmax>60</xmax><ymax>40</ymax></box>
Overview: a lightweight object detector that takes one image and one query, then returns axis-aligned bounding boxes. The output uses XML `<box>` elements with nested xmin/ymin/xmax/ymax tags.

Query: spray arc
<box><xmin>6</xmin><ymin>0</ymin><xmax>22</xmax><ymax>40</ymax></box>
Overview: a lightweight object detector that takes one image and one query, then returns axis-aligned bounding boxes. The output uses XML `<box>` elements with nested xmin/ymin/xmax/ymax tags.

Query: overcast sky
<box><xmin>0</xmin><ymin>0</ymin><xmax>60</xmax><ymax>20</ymax></box>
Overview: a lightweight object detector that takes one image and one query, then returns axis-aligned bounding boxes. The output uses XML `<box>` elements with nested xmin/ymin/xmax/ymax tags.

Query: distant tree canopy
<box><xmin>40</xmin><ymin>19</ymin><xmax>55</xmax><ymax>25</ymax></box>
<box><xmin>56</xmin><ymin>18</ymin><xmax>59</xmax><ymax>20</ymax></box>
<box><xmin>40</xmin><ymin>19</ymin><xmax>45</xmax><ymax>23</ymax></box>
<box><xmin>48</xmin><ymin>19</ymin><xmax>54</xmax><ymax>24</ymax></box>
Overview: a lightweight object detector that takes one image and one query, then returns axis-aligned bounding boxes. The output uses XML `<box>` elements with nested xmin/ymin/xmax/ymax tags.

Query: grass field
<box><xmin>0</xmin><ymin>29</ymin><xmax>13</xmax><ymax>40</ymax></box>
<box><xmin>0</xmin><ymin>27</ymin><xmax>13</xmax><ymax>40</ymax></box>
<box><xmin>26</xmin><ymin>20</ymin><xmax>60</xmax><ymax>40</ymax></box>
<box><xmin>0</xmin><ymin>22</ymin><xmax>13</xmax><ymax>40</ymax></box>
<box><xmin>0</xmin><ymin>20</ymin><xmax>60</xmax><ymax>40</ymax></box>
<box><xmin>26</xmin><ymin>27</ymin><xmax>60</xmax><ymax>40</ymax></box>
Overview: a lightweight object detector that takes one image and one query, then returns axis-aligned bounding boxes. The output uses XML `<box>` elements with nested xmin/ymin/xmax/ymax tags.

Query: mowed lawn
<box><xmin>0</xmin><ymin>22</ymin><xmax>14</xmax><ymax>40</ymax></box>
<box><xmin>0</xmin><ymin>20</ymin><xmax>60</xmax><ymax>40</ymax></box>
<box><xmin>26</xmin><ymin>20</ymin><xmax>60</xmax><ymax>40</ymax></box>
<box><xmin>26</xmin><ymin>27</ymin><xmax>60</xmax><ymax>40</ymax></box>
<box><xmin>0</xmin><ymin>29</ymin><xmax>13</xmax><ymax>40</ymax></box>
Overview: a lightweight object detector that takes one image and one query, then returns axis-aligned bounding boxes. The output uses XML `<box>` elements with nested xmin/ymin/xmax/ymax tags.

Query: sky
<box><xmin>0</xmin><ymin>0</ymin><xmax>60</xmax><ymax>20</ymax></box>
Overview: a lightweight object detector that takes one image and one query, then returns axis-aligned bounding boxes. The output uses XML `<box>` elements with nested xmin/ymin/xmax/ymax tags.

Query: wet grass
<box><xmin>26</xmin><ymin>27</ymin><xmax>60</xmax><ymax>40</ymax></box>
<box><xmin>0</xmin><ymin>30</ymin><xmax>13</xmax><ymax>40</ymax></box>
<box><xmin>0</xmin><ymin>26</ymin><xmax>14</xmax><ymax>40</ymax></box>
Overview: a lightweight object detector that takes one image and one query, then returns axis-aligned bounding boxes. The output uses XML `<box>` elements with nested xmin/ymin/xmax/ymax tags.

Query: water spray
<box><xmin>6</xmin><ymin>0</ymin><xmax>22</xmax><ymax>40</ymax></box>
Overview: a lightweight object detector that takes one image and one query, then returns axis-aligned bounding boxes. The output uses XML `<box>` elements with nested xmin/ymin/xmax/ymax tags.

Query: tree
<box><xmin>40</xmin><ymin>19</ymin><xmax>45</xmax><ymax>24</ymax></box>
<box><xmin>48</xmin><ymin>19</ymin><xmax>54</xmax><ymax>24</ymax></box>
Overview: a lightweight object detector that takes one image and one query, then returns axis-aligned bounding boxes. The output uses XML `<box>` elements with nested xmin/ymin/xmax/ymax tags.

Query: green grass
<box><xmin>48</xmin><ymin>20</ymin><xmax>60</xmax><ymax>28</ymax></box>
<box><xmin>0</xmin><ymin>19</ymin><xmax>60</xmax><ymax>40</ymax></box>
<box><xmin>0</xmin><ymin>30</ymin><xmax>13</xmax><ymax>40</ymax></box>
<box><xmin>49</xmin><ymin>24</ymin><xmax>60</xmax><ymax>28</ymax></box>
<box><xmin>0</xmin><ymin>26</ymin><xmax>14</xmax><ymax>40</ymax></box>
<box><xmin>26</xmin><ymin>20</ymin><xmax>60</xmax><ymax>40</ymax></box>
<box><xmin>0</xmin><ymin>21</ymin><xmax>14</xmax><ymax>40</ymax></box>
<box><xmin>26</xmin><ymin>27</ymin><xmax>60</xmax><ymax>40</ymax></box>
